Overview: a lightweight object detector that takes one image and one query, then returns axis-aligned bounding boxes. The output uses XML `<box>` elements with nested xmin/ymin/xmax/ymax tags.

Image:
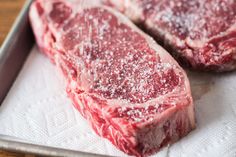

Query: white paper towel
<box><xmin>0</xmin><ymin>46</ymin><xmax>236</xmax><ymax>157</ymax></box>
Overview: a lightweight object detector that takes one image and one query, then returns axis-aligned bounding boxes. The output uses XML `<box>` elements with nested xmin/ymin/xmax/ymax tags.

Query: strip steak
<box><xmin>29</xmin><ymin>0</ymin><xmax>195</xmax><ymax>156</ymax></box>
<box><xmin>105</xmin><ymin>0</ymin><xmax>236</xmax><ymax>71</ymax></box>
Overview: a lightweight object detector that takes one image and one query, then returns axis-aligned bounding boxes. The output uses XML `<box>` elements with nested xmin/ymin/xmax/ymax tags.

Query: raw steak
<box><xmin>29</xmin><ymin>0</ymin><xmax>195</xmax><ymax>156</ymax></box>
<box><xmin>105</xmin><ymin>0</ymin><xmax>236</xmax><ymax>71</ymax></box>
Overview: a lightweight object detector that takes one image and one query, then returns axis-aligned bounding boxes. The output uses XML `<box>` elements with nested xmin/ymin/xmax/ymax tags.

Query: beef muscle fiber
<box><xmin>105</xmin><ymin>0</ymin><xmax>236</xmax><ymax>71</ymax></box>
<box><xmin>29</xmin><ymin>0</ymin><xmax>195</xmax><ymax>156</ymax></box>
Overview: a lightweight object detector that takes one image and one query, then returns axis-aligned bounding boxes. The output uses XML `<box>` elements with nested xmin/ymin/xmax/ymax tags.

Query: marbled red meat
<box><xmin>105</xmin><ymin>0</ymin><xmax>236</xmax><ymax>71</ymax></box>
<box><xmin>29</xmin><ymin>0</ymin><xmax>195</xmax><ymax>156</ymax></box>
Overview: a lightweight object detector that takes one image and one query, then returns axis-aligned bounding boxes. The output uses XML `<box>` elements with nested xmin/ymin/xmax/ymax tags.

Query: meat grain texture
<box><xmin>105</xmin><ymin>0</ymin><xmax>236</xmax><ymax>71</ymax></box>
<box><xmin>29</xmin><ymin>0</ymin><xmax>195</xmax><ymax>156</ymax></box>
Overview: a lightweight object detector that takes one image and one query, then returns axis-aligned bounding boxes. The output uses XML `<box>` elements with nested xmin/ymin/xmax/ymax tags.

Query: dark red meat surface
<box><xmin>106</xmin><ymin>0</ymin><xmax>236</xmax><ymax>71</ymax></box>
<box><xmin>29</xmin><ymin>0</ymin><xmax>195</xmax><ymax>156</ymax></box>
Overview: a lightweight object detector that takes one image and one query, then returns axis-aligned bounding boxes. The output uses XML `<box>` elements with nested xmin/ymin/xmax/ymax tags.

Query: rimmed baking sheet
<box><xmin>0</xmin><ymin>0</ymin><xmax>236</xmax><ymax>157</ymax></box>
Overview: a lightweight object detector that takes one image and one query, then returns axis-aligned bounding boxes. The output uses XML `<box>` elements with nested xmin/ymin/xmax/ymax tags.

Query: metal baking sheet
<box><xmin>0</xmin><ymin>0</ymin><xmax>105</xmax><ymax>156</ymax></box>
<box><xmin>2</xmin><ymin>1</ymin><xmax>236</xmax><ymax>157</ymax></box>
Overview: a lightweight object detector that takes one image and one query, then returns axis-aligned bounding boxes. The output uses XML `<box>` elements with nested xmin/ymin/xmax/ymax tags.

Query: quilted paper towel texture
<box><xmin>0</xmin><ymin>46</ymin><xmax>236</xmax><ymax>157</ymax></box>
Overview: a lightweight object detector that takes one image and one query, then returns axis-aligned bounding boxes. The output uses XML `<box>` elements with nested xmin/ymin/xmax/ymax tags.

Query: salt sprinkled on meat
<box><xmin>30</xmin><ymin>1</ymin><xmax>195</xmax><ymax>156</ymax></box>
<box><xmin>109</xmin><ymin>0</ymin><xmax>236</xmax><ymax>71</ymax></box>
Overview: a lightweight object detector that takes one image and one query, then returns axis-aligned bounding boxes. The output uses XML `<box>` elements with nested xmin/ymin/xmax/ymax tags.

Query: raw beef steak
<box><xmin>29</xmin><ymin>0</ymin><xmax>195</xmax><ymax>156</ymax></box>
<box><xmin>105</xmin><ymin>0</ymin><xmax>236</xmax><ymax>71</ymax></box>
